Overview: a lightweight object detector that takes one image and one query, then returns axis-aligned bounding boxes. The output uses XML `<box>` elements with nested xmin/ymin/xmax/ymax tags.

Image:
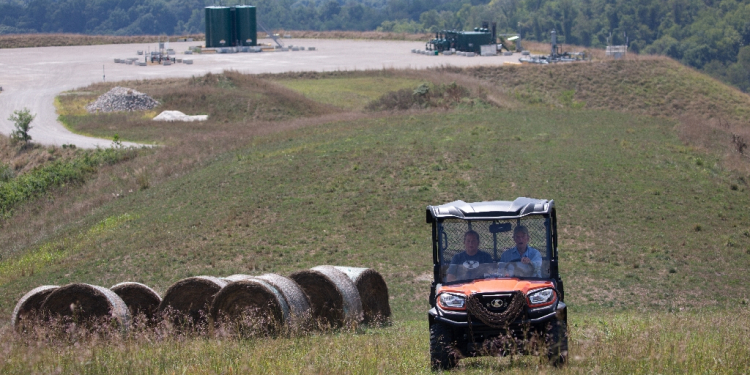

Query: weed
<box><xmin>134</xmin><ymin>167</ymin><xmax>150</xmax><ymax>190</ymax></box>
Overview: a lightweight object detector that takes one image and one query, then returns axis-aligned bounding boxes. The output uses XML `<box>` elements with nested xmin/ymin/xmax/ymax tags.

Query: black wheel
<box><xmin>430</xmin><ymin>321</ymin><xmax>459</xmax><ymax>371</ymax></box>
<box><xmin>546</xmin><ymin>316</ymin><xmax>569</xmax><ymax>367</ymax></box>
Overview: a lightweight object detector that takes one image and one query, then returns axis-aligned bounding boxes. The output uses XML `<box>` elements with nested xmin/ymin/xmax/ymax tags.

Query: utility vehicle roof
<box><xmin>426</xmin><ymin>197</ymin><xmax>553</xmax><ymax>222</ymax></box>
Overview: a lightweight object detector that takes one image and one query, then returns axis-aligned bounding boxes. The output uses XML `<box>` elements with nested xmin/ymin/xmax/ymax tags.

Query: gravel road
<box><xmin>0</xmin><ymin>39</ymin><xmax>518</xmax><ymax>148</ymax></box>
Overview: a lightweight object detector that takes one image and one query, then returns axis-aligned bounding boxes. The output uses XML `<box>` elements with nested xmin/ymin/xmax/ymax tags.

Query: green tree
<box><xmin>8</xmin><ymin>108</ymin><xmax>34</xmax><ymax>146</ymax></box>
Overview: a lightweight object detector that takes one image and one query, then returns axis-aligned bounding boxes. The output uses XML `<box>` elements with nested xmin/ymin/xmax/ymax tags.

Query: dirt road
<box><xmin>0</xmin><ymin>39</ymin><xmax>518</xmax><ymax>148</ymax></box>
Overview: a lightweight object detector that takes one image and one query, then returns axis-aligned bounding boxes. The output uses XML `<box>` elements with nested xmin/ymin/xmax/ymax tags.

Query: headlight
<box><xmin>527</xmin><ymin>288</ymin><xmax>556</xmax><ymax>307</ymax></box>
<box><xmin>438</xmin><ymin>293</ymin><xmax>466</xmax><ymax>310</ymax></box>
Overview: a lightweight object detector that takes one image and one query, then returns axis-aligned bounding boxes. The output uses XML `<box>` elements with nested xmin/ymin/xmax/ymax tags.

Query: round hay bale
<box><xmin>11</xmin><ymin>285</ymin><xmax>58</xmax><ymax>330</ymax></box>
<box><xmin>40</xmin><ymin>283</ymin><xmax>129</xmax><ymax>325</ymax></box>
<box><xmin>333</xmin><ymin>266</ymin><xmax>391</xmax><ymax>324</ymax></box>
<box><xmin>288</xmin><ymin>266</ymin><xmax>362</xmax><ymax>328</ymax></box>
<box><xmin>110</xmin><ymin>282</ymin><xmax>161</xmax><ymax>321</ymax></box>
<box><xmin>255</xmin><ymin>273</ymin><xmax>311</xmax><ymax>325</ymax></box>
<box><xmin>158</xmin><ymin>276</ymin><xmax>227</xmax><ymax>325</ymax></box>
<box><xmin>223</xmin><ymin>274</ymin><xmax>254</xmax><ymax>283</ymax></box>
<box><xmin>210</xmin><ymin>278</ymin><xmax>287</xmax><ymax>331</ymax></box>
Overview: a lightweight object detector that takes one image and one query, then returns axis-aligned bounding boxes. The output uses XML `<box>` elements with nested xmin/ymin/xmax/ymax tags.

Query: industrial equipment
<box><xmin>426</xmin><ymin>26</ymin><xmax>494</xmax><ymax>54</ymax></box>
<box><xmin>519</xmin><ymin>30</ymin><xmax>587</xmax><ymax>64</ymax></box>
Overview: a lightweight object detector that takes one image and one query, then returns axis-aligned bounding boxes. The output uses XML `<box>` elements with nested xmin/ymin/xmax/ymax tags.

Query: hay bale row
<box><xmin>13</xmin><ymin>266</ymin><xmax>390</xmax><ymax>333</ymax></box>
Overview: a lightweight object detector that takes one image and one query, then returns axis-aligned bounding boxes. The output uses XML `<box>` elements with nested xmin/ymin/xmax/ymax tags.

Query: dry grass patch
<box><xmin>0</xmin><ymin>136</ymin><xmax>79</xmax><ymax>176</ymax></box>
<box><xmin>0</xmin><ymin>34</ymin><xmax>203</xmax><ymax>49</ymax></box>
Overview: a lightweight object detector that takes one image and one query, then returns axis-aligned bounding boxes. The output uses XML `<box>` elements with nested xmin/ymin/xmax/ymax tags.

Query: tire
<box><xmin>430</xmin><ymin>321</ymin><xmax>458</xmax><ymax>371</ymax></box>
<box><xmin>546</xmin><ymin>316</ymin><xmax>569</xmax><ymax>367</ymax></box>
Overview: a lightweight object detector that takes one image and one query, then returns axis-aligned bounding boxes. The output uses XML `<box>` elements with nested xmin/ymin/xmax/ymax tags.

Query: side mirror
<box><xmin>489</xmin><ymin>223</ymin><xmax>512</xmax><ymax>233</ymax></box>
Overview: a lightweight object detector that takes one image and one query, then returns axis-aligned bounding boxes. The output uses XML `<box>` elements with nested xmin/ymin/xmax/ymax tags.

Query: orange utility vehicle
<box><xmin>427</xmin><ymin>198</ymin><xmax>567</xmax><ymax>370</ymax></box>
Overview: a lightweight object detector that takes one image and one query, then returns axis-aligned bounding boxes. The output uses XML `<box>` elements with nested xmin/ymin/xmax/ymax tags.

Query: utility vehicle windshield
<box><xmin>438</xmin><ymin>216</ymin><xmax>551</xmax><ymax>283</ymax></box>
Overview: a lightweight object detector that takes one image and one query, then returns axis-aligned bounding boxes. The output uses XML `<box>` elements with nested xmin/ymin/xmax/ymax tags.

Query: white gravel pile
<box><xmin>152</xmin><ymin>111</ymin><xmax>208</xmax><ymax>122</ymax></box>
<box><xmin>86</xmin><ymin>87</ymin><xmax>159</xmax><ymax>113</ymax></box>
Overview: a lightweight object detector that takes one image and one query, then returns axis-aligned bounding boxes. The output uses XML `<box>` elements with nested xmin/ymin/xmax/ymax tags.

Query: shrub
<box><xmin>0</xmin><ymin>147</ymin><xmax>136</xmax><ymax>218</ymax></box>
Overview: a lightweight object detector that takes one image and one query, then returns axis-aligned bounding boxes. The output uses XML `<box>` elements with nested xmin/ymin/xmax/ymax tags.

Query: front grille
<box><xmin>475</xmin><ymin>293</ymin><xmax>516</xmax><ymax>313</ymax></box>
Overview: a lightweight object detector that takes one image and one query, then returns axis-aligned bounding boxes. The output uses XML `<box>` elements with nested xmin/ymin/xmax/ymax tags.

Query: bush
<box><xmin>366</xmin><ymin>82</ymin><xmax>473</xmax><ymax>111</ymax></box>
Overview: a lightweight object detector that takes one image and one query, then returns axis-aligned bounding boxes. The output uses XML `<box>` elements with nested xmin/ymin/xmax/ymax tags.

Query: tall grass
<box><xmin>1</xmin><ymin>310</ymin><xmax>748</xmax><ymax>374</ymax></box>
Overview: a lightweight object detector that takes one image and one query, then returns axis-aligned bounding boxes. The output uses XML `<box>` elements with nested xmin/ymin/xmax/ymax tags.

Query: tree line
<box><xmin>0</xmin><ymin>0</ymin><xmax>748</xmax><ymax>92</ymax></box>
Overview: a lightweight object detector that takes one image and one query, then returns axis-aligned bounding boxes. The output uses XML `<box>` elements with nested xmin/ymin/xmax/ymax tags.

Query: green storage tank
<box><xmin>205</xmin><ymin>6</ymin><xmax>232</xmax><ymax>48</ymax></box>
<box><xmin>234</xmin><ymin>6</ymin><xmax>257</xmax><ymax>46</ymax></box>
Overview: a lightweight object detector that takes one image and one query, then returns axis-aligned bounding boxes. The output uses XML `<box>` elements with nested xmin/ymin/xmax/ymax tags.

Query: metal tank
<box><xmin>233</xmin><ymin>6</ymin><xmax>257</xmax><ymax>46</ymax></box>
<box><xmin>205</xmin><ymin>6</ymin><xmax>232</xmax><ymax>48</ymax></box>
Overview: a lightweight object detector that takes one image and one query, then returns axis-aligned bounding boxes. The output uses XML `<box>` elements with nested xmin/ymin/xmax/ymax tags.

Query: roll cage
<box><xmin>426</xmin><ymin>198</ymin><xmax>563</xmax><ymax>297</ymax></box>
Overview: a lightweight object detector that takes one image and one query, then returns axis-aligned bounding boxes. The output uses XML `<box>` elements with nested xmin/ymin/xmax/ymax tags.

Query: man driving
<box><xmin>499</xmin><ymin>225</ymin><xmax>542</xmax><ymax>277</ymax></box>
<box><xmin>445</xmin><ymin>230</ymin><xmax>493</xmax><ymax>282</ymax></box>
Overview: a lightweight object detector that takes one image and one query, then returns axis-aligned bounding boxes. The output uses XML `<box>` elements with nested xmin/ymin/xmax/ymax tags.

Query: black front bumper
<box><xmin>428</xmin><ymin>301</ymin><xmax>567</xmax><ymax>356</ymax></box>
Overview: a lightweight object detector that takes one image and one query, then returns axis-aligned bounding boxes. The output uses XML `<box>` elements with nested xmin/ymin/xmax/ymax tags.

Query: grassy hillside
<box><xmin>1</xmin><ymin>60</ymin><xmax>750</xmax><ymax>373</ymax></box>
<box><xmin>458</xmin><ymin>57</ymin><xmax>750</xmax><ymax>174</ymax></box>
<box><xmin>3</xmin><ymin>106</ymin><xmax>749</xmax><ymax>316</ymax></box>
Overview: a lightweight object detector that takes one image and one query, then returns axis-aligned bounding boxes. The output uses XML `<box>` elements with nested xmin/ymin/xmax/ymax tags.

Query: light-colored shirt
<box><xmin>499</xmin><ymin>246</ymin><xmax>543</xmax><ymax>277</ymax></box>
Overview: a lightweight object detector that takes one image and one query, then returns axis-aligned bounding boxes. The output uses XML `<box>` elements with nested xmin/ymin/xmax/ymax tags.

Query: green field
<box><xmin>1</xmin><ymin>61</ymin><xmax>750</xmax><ymax>373</ymax></box>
